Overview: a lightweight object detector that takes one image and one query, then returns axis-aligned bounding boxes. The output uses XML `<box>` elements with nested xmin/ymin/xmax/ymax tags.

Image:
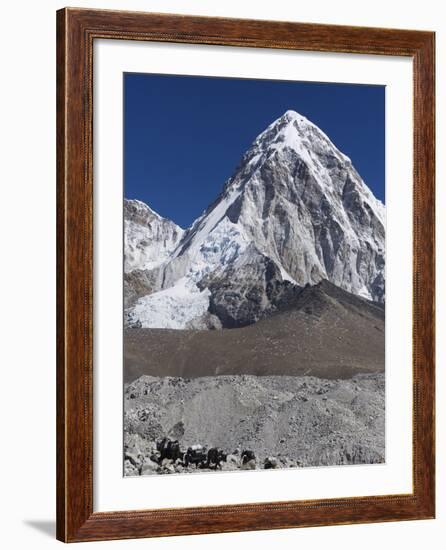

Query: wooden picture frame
<box><xmin>56</xmin><ymin>7</ymin><xmax>435</xmax><ymax>542</ymax></box>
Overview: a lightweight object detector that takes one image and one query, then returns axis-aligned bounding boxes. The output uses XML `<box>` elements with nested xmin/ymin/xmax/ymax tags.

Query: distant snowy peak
<box><xmin>228</xmin><ymin>109</ymin><xmax>384</xmax><ymax>222</ymax></box>
<box><xmin>124</xmin><ymin>198</ymin><xmax>184</xmax><ymax>273</ymax></box>
<box><xmin>167</xmin><ymin>108</ymin><xmax>385</xmax><ymax>302</ymax></box>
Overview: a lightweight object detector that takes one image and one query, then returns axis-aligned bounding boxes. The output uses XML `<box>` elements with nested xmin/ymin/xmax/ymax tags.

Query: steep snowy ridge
<box><xmin>125</xmin><ymin>110</ymin><xmax>385</xmax><ymax>329</ymax></box>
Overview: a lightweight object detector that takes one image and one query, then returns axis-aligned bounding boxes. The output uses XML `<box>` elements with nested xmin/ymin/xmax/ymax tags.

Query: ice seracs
<box><xmin>124</xmin><ymin>109</ymin><xmax>386</xmax><ymax>329</ymax></box>
<box><xmin>126</xmin><ymin>277</ymin><xmax>212</xmax><ymax>330</ymax></box>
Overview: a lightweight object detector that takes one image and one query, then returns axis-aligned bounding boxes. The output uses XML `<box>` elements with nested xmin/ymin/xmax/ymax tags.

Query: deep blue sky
<box><xmin>124</xmin><ymin>73</ymin><xmax>385</xmax><ymax>229</ymax></box>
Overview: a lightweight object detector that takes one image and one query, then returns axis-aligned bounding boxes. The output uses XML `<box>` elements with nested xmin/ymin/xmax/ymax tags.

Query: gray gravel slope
<box><xmin>124</xmin><ymin>373</ymin><xmax>384</xmax><ymax>475</ymax></box>
<box><xmin>124</xmin><ymin>281</ymin><xmax>384</xmax><ymax>383</ymax></box>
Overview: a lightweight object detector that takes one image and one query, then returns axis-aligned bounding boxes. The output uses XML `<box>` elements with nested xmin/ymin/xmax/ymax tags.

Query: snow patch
<box><xmin>278</xmin><ymin>265</ymin><xmax>297</xmax><ymax>284</ymax></box>
<box><xmin>128</xmin><ymin>277</ymin><xmax>211</xmax><ymax>329</ymax></box>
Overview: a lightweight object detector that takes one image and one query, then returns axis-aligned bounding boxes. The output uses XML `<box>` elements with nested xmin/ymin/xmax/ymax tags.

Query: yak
<box><xmin>184</xmin><ymin>446</ymin><xmax>207</xmax><ymax>468</ymax></box>
<box><xmin>156</xmin><ymin>438</ymin><xmax>182</xmax><ymax>463</ymax></box>
<box><xmin>241</xmin><ymin>450</ymin><xmax>256</xmax><ymax>465</ymax></box>
<box><xmin>206</xmin><ymin>448</ymin><xmax>227</xmax><ymax>470</ymax></box>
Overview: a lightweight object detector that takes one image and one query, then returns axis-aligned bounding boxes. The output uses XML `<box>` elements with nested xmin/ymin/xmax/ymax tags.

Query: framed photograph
<box><xmin>56</xmin><ymin>8</ymin><xmax>435</xmax><ymax>542</ymax></box>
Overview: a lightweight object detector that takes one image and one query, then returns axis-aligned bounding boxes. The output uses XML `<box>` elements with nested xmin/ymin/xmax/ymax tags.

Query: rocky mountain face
<box><xmin>124</xmin><ymin>198</ymin><xmax>184</xmax><ymax>272</ymax></box>
<box><xmin>124</xmin><ymin>199</ymin><xmax>183</xmax><ymax>308</ymax></box>
<box><xmin>124</xmin><ymin>110</ymin><xmax>385</xmax><ymax>329</ymax></box>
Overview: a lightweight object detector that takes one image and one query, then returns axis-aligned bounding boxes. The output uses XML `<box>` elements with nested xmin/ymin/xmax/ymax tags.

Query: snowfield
<box><xmin>126</xmin><ymin>277</ymin><xmax>211</xmax><ymax>330</ymax></box>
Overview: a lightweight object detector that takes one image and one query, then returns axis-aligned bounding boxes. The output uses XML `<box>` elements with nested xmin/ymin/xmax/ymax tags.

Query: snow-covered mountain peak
<box><xmin>124</xmin><ymin>198</ymin><xmax>184</xmax><ymax>273</ymax></box>
<box><xmin>282</xmin><ymin>108</ymin><xmax>300</xmax><ymax>119</ymax></box>
<box><xmin>125</xmin><ymin>110</ymin><xmax>386</xmax><ymax>329</ymax></box>
<box><xmin>177</xmin><ymin>109</ymin><xmax>384</xmax><ymax>295</ymax></box>
<box><xmin>275</xmin><ymin>109</ymin><xmax>308</xmax><ymax>127</ymax></box>
<box><xmin>251</xmin><ymin>109</ymin><xmax>348</xmax><ymax>163</ymax></box>
<box><xmin>124</xmin><ymin>198</ymin><xmax>175</xmax><ymax>226</ymax></box>
<box><xmin>233</xmin><ymin>110</ymin><xmax>384</xmax><ymax>225</ymax></box>
<box><xmin>252</xmin><ymin>109</ymin><xmax>306</xmax><ymax>146</ymax></box>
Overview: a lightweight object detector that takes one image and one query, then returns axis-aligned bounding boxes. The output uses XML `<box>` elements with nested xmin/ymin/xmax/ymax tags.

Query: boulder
<box><xmin>264</xmin><ymin>456</ymin><xmax>278</xmax><ymax>469</ymax></box>
<box><xmin>141</xmin><ymin>459</ymin><xmax>159</xmax><ymax>475</ymax></box>
<box><xmin>241</xmin><ymin>459</ymin><xmax>256</xmax><ymax>470</ymax></box>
